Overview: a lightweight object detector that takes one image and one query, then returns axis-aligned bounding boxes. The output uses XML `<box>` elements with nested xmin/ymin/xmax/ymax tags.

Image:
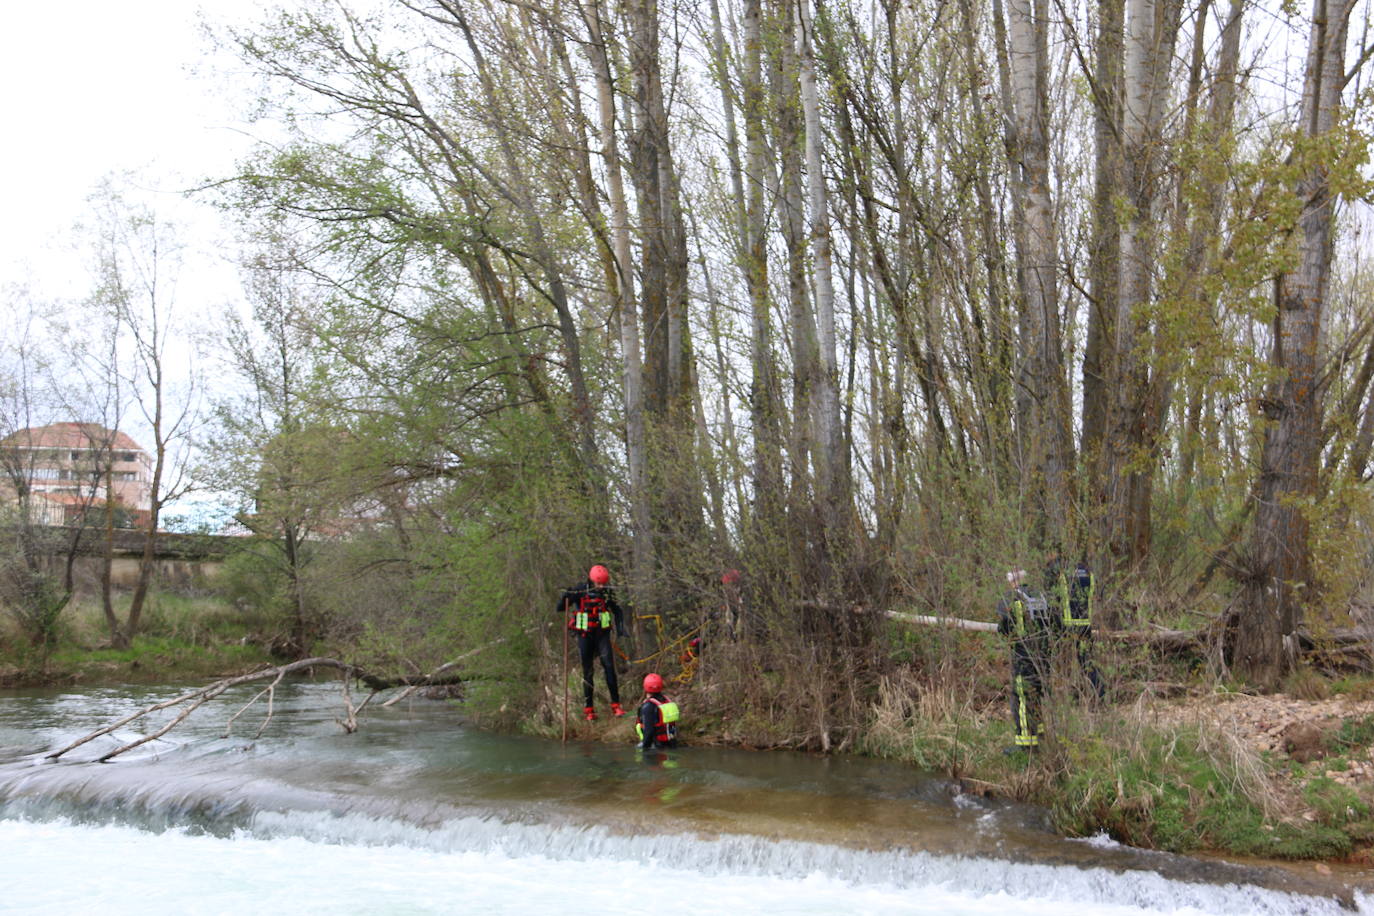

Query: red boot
<box><xmin>584</xmin><ymin>706</ymin><xmax>597</xmax><ymax>721</ymax></box>
<box><xmin>610</xmin><ymin>702</ymin><xmax>625</xmax><ymax>718</ymax></box>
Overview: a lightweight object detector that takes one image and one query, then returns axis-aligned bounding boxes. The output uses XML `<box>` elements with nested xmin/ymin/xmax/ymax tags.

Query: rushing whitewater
<box><xmin>0</xmin><ymin>682</ymin><xmax>1368</xmax><ymax>915</ymax></box>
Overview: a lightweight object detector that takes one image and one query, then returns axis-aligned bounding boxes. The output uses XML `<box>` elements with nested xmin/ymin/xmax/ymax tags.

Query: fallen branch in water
<box><xmin>46</xmin><ymin>628</ymin><xmax>539</xmax><ymax>762</ymax></box>
<box><xmin>46</xmin><ymin>657</ymin><xmax>366</xmax><ymax>762</ymax></box>
<box><xmin>379</xmin><ymin>635</ymin><xmax>517</xmax><ymax>707</ymax></box>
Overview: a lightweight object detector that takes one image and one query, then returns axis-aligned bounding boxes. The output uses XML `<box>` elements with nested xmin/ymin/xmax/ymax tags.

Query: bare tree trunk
<box><xmin>581</xmin><ymin>0</ymin><xmax>653</xmax><ymax>593</ymax></box>
<box><xmin>743</xmin><ymin>0</ymin><xmax>786</xmax><ymax>543</ymax></box>
<box><xmin>1104</xmin><ymin>0</ymin><xmax>1182</xmax><ymax>568</ymax></box>
<box><xmin>124</xmin><ymin>343</ymin><xmax>169</xmax><ymax>644</ymax></box>
<box><xmin>1234</xmin><ymin>0</ymin><xmax>1355</xmax><ymax>688</ymax></box>
<box><xmin>1082</xmin><ymin>0</ymin><xmax>1123</xmax><ymax>482</ymax></box>
<box><xmin>994</xmin><ymin>0</ymin><xmax>1071</xmax><ymax>542</ymax></box>
<box><xmin>709</xmin><ymin>0</ymin><xmax>749</xmax><ymax>250</ymax></box>
<box><xmin>1167</xmin><ymin>0</ymin><xmax>1243</xmax><ymax>526</ymax></box>
<box><xmin>101</xmin><ymin>447</ymin><xmax>121</xmax><ymax>645</ymax></box>
<box><xmin>796</xmin><ymin>0</ymin><xmax>852</xmax><ymax>569</ymax></box>
<box><xmin>956</xmin><ymin>0</ymin><xmax>1016</xmax><ymax>488</ymax></box>
<box><xmin>774</xmin><ymin>0</ymin><xmax>821</xmax><ymax>572</ymax></box>
<box><xmin>626</xmin><ymin>0</ymin><xmax>704</xmax><ymax>580</ymax></box>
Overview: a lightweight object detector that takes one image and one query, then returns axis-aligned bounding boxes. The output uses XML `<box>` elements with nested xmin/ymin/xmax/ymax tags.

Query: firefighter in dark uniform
<box><xmin>996</xmin><ymin>569</ymin><xmax>1052</xmax><ymax>751</ymax></box>
<box><xmin>1045</xmin><ymin>552</ymin><xmax>1106</xmax><ymax>699</ymax></box>
<box><xmin>636</xmin><ymin>672</ymin><xmax>680</xmax><ymax>749</ymax></box>
<box><xmin>558</xmin><ymin>564</ymin><xmax>628</xmax><ymax>720</ymax></box>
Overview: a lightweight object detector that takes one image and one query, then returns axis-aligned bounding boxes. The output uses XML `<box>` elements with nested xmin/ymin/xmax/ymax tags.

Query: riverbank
<box><xmin>527</xmin><ymin>645</ymin><xmax>1374</xmax><ymax>870</ymax></box>
<box><xmin>0</xmin><ymin>592</ymin><xmax>275</xmax><ymax>688</ymax></box>
<box><xmin>8</xmin><ymin>680</ymin><xmax>1365</xmax><ymax>916</ymax></box>
<box><xmin>6</xmin><ymin>598</ymin><xmax>1373</xmax><ymax>871</ymax></box>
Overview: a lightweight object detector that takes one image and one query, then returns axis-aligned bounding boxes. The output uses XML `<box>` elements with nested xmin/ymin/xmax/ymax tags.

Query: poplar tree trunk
<box><xmin>796</xmin><ymin>0</ymin><xmax>852</xmax><ymax>569</ymax></box>
<box><xmin>1234</xmin><ymin>0</ymin><xmax>1355</xmax><ymax>688</ymax></box>
<box><xmin>627</xmin><ymin>0</ymin><xmax>704</xmax><ymax>561</ymax></box>
<box><xmin>580</xmin><ymin>0</ymin><xmax>653</xmax><ymax>593</ymax></box>
<box><xmin>1082</xmin><ymin>0</ymin><xmax>1124</xmax><ymax>478</ymax></box>
<box><xmin>447</xmin><ymin>2</ymin><xmax>602</xmax><ymax>486</ymax></box>
<box><xmin>994</xmin><ymin>0</ymin><xmax>1071</xmax><ymax>542</ymax></box>
<box><xmin>1105</xmin><ymin>0</ymin><xmax>1182</xmax><ymax>568</ymax></box>
<box><xmin>743</xmin><ymin>0</ymin><xmax>785</xmax><ymax>536</ymax></box>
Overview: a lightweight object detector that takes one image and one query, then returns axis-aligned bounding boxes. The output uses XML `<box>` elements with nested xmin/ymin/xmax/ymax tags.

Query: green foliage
<box><xmin>1330</xmin><ymin>713</ymin><xmax>1374</xmax><ymax>754</ymax></box>
<box><xmin>1302</xmin><ymin>776</ymin><xmax>1369</xmax><ymax>830</ymax></box>
<box><xmin>1054</xmin><ymin>720</ymin><xmax>1293</xmax><ymax>856</ymax></box>
<box><xmin>1329</xmin><ymin>676</ymin><xmax>1374</xmax><ymax>700</ymax></box>
<box><xmin>218</xmin><ymin>547</ymin><xmax>289</xmax><ymax>617</ymax></box>
<box><xmin>0</xmin><ymin>588</ymin><xmax>273</xmax><ymax>683</ymax></box>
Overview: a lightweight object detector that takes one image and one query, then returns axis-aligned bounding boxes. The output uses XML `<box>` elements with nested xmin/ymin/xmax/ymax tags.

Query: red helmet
<box><xmin>588</xmin><ymin>565</ymin><xmax>610</xmax><ymax>586</ymax></box>
<box><xmin>643</xmin><ymin>673</ymin><xmax>664</xmax><ymax>693</ymax></box>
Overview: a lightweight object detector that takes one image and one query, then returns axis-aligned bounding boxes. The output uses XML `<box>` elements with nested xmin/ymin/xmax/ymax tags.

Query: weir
<box><xmin>1</xmin><ymin>682</ymin><xmax>1370</xmax><ymax>915</ymax></box>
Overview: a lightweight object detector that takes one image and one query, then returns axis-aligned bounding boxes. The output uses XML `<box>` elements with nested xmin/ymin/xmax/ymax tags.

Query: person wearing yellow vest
<box><xmin>558</xmin><ymin>564</ymin><xmax>628</xmax><ymax>720</ymax></box>
<box><xmin>636</xmin><ymin>673</ymin><xmax>680</xmax><ymax>749</ymax></box>
<box><xmin>1044</xmin><ymin>551</ymin><xmax>1106</xmax><ymax>699</ymax></box>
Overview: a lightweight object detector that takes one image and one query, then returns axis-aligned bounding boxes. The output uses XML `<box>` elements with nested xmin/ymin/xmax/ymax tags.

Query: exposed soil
<box><xmin>1147</xmin><ymin>689</ymin><xmax>1374</xmax><ymax>868</ymax></box>
<box><xmin>1146</xmin><ymin>690</ymin><xmax>1374</xmax><ymax>791</ymax></box>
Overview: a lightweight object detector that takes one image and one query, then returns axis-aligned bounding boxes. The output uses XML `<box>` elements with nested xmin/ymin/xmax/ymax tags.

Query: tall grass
<box><xmin>0</xmin><ymin>589</ymin><xmax>274</xmax><ymax>682</ymax></box>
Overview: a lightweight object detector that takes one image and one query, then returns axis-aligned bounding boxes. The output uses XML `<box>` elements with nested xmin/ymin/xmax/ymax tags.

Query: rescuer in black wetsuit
<box><xmin>558</xmin><ymin>564</ymin><xmax>628</xmax><ymax>720</ymax></box>
<box><xmin>996</xmin><ymin>569</ymin><xmax>1052</xmax><ymax>751</ymax></box>
<box><xmin>636</xmin><ymin>673</ymin><xmax>680</xmax><ymax>749</ymax></box>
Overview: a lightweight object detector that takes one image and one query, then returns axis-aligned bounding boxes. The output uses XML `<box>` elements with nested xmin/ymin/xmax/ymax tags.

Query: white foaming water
<box><xmin>0</xmin><ymin>814</ymin><xmax>1365</xmax><ymax>916</ymax></box>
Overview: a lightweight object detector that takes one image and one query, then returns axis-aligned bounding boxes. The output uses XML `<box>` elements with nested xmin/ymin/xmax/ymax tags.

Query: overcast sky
<box><xmin>0</xmin><ymin>2</ymin><xmax>273</xmax><ymax>526</ymax></box>
<box><xmin>1</xmin><ymin>1</ymin><xmax>262</xmax><ymax>304</ymax></box>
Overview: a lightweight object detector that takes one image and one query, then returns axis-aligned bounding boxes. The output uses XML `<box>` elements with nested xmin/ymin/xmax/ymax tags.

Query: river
<box><xmin>0</xmin><ymin>681</ymin><xmax>1368</xmax><ymax>915</ymax></box>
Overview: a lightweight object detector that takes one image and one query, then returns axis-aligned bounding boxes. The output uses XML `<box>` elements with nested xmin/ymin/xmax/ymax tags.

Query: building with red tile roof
<box><xmin>0</xmin><ymin>423</ymin><xmax>153</xmax><ymax>526</ymax></box>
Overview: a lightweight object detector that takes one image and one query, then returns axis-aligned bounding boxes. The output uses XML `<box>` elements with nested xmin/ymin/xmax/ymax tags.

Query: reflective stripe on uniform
<box><xmin>1014</xmin><ymin>675</ymin><xmax>1038</xmax><ymax>747</ymax></box>
<box><xmin>574</xmin><ymin>610</ymin><xmax>612</xmax><ymax>630</ymax></box>
<box><xmin>1052</xmin><ymin>571</ymin><xmax>1070</xmax><ymax>625</ymax></box>
<box><xmin>568</xmin><ymin>598</ymin><xmax>612</xmax><ymax>634</ymax></box>
<box><xmin>1063</xmin><ymin>570</ymin><xmax>1093</xmax><ymax>627</ymax></box>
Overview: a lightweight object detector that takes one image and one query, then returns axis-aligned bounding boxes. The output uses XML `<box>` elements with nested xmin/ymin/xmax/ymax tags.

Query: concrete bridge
<box><xmin>28</xmin><ymin>526</ymin><xmax>237</xmax><ymax>593</ymax></box>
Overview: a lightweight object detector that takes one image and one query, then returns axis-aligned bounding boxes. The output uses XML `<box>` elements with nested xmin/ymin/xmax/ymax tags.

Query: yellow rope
<box><xmin>617</xmin><ymin>620</ymin><xmax>702</xmax><ymax>666</ymax></box>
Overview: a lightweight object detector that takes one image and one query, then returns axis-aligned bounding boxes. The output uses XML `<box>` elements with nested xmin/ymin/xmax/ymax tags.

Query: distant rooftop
<box><xmin>0</xmin><ymin>423</ymin><xmax>146</xmax><ymax>454</ymax></box>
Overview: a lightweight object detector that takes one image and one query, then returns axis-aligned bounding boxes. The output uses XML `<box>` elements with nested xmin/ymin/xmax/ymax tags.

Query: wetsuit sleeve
<box><xmin>556</xmin><ymin>589</ymin><xmax>575</xmax><ymax>626</ymax></box>
<box><xmin>638</xmin><ymin>701</ymin><xmax>655</xmax><ymax>748</ymax></box>
<box><xmin>608</xmin><ymin>592</ymin><xmax>628</xmax><ymax>636</ymax></box>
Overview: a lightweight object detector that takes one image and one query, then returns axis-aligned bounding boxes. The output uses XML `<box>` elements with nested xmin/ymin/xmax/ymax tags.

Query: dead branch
<box><xmin>222</xmin><ymin>665</ymin><xmax>293</xmax><ymax>740</ymax></box>
<box><xmin>223</xmin><ymin>682</ymin><xmax>275</xmax><ymax>737</ymax></box>
<box><xmin>47</xmin><ymin>657</ymin><xmax>365</xmax><ymax>761</ymax></box>
<box><xmin>379</xmin><ymin>633</ymin><xmax>521</xmax><ymax>706</ymax></box>
<box><xmin>868</xmin><ymin>605</ymin><xmax>1370</xmax><ymax>663</ymax></box>
<box><xmin>883</xmin><ymin>609</ymin><xmax>998</xmax><ymax>632</ymax></box>
<box><xmin>44</xmin><ymin>633</ymin><xmax>529</xmax><ymax>762</ymax></box>
<box><xmin>97</xmin><ymin>688</ymin><xmax>226</xmax><ymax>762</ymax></box>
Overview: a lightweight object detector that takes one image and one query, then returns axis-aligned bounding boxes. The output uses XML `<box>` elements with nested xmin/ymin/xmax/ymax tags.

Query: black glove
<box><xmin>616</xmin><ymin>626</ymin><xmax>629</xmax><ymax>638</ymax></box>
